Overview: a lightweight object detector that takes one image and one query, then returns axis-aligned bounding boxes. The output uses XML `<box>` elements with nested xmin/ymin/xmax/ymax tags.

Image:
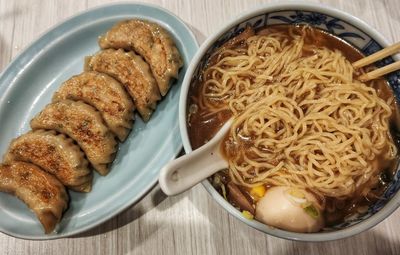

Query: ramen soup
<box><xmin>187</xmin><ymin>24</ymin><xmax>400</xmax><ymax>233</ymax></box>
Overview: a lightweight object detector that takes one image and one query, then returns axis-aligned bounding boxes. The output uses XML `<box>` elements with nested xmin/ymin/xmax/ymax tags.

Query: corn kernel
<box><xmin>242</xmin><ymin>210</ymin><xmax>254</xmax><ymax>220</ymax></box>
<box><xmin>250</xmin><ymin>185</ymin><xmax>266</xmax><ymax>199</ymax></box>
<box><xmin>287</xmin><ymin>188</ymin><xmax>305</xmax><ymax>199</ymax></box>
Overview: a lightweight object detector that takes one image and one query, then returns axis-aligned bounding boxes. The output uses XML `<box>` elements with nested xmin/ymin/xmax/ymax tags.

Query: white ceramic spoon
<box><xmin>159</xmin><ymin>119</ymin><xmax>233</xmax><ymax>195</ymax></box>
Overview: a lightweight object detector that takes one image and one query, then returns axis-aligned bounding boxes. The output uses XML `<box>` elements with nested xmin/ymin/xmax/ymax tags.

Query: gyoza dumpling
<box><xmin>4</xmin><ymin>130</ymin><xmax>93</xmax><ymax>192</ymax></box>
<box><xmin>53</xmin><ymin>71</ymin><xmax>135</xmax><ymax>141</ymax></box>
<box><xmin>99</xmin><ymin>19</ymin><xmax>183</xmax><ymax>96</ymax></box>
<box><xmin>30</xmin><ymin>100</ymin><xmax>117</xmax><ymax>176</ymax></box>
<box><xmin>86</xmin><ymin>49</ymin><xmax>160</xmax><ymax>121</ymax></box>
<box><xmin>0</xmin><ymin>161</ymin><xmax>68</xmax><ymax>234</ymax></box>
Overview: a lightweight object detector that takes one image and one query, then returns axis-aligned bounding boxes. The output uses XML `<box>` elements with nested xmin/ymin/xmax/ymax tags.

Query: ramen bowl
<box><xmin>179</xmin><ymin>2</ymin><xmax>400</xmax><ymax>241</ymax></box>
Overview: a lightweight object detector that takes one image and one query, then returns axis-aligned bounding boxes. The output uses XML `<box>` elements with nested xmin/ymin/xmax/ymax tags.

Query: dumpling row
<box><xmin>0</xmin><ymin>75</ymin><xmax>129</xmax><ymax>233</ymax></box>
<box><xmin>54</xmin><ymin>71</ymin><xmax>135</xmax><ymax>141</ymax></box>
<box><xmin>89</xmin><ymin>18</ymin><xmax>183</xmax><ymax>120</ymax></box>
<box><xmin>0</xmin><ymin>82</ymin><xmax>123</xmax><ymax>233</ymax></box>
<box><xmin>4</xmin><ymin>130</ymin><xmax>92</xmax><ymax>192</ymax></box>
<box><xmin>86</xmin><ymin>49</ymin><xmax>160</xmax><ymax>122</ymax></box>
<box><xmin>30</xmin><ymin>100</ymin><xmax>118</xmax><ymax>176</ymax></box>
<box><xmin>0</xmin><ymin>18</ymin><xmax>182</xmax><ymax>234</ymax></box>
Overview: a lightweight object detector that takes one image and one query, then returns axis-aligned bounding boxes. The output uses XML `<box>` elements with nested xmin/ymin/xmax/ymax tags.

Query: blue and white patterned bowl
<box><xmin>179</xmin><ymin>2</ymin><xmax>400</xmax><ymax>241</ymax></box>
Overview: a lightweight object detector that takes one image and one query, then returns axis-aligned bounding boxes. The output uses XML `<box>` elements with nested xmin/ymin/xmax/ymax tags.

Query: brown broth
<box><xmin>186</xmin><ymin>24</ymin><xmax>399</xmax><ymax>227</ymax></box>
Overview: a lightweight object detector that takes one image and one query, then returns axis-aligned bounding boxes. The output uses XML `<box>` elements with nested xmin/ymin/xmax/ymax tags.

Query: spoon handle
<box><xmin>159</xmin><ymin>141</ymin><xmax>228</xmax><ymax>196</ymax></box>
<box><xmin>159</xmin><ymin>119</ymin><xmax>232</xmax><ymax>196</ymax></box>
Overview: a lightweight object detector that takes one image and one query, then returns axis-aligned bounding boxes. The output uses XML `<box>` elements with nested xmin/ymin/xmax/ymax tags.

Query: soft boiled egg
<box><xmin>255</xmin><ymin>186</ymin><xmax>324</xmax><ymax>233</ymax></box>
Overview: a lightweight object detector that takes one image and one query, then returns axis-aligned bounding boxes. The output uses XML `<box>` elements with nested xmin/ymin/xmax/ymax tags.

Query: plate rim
<box><xmin>0</xmin><ymin>2</ymin><xmax>198</xmax><ymax>240</ymax></box>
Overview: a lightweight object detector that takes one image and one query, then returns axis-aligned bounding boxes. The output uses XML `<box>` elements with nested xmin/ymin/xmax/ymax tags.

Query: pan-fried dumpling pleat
<box><xmin>0</xmin><ymin>161</ymin><xmax>69</xmax><ymax>234</ymax></box>
<box><xmin>86</xmin><ymin>49</ymin><xmax>160</xmax><ymax>121</ymax></box>
<box><xmin>4</xmin><ymin>130</ymin><xmax>93</xmax><ymax>192</ymax></box>
<box><xmin>30</xmin><ymin>100</ymin><xmax>117</xmax><ymax>176</ymax></box>
<box><xmin>53</xmin><ymin>71</ymin><xmax>135</xmax><ymax>141</ymax></box>
<box><xmin>99</xmin><ymin>19</ymin><xmax>183</xmax><ymax>96</ymax></box>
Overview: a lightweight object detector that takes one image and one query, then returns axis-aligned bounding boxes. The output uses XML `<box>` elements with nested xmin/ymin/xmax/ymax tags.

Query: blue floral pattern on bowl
<box><xmin>191</xmin><ymin>10</ymin><xmax>400</xmax><ymax>231</ymax></box>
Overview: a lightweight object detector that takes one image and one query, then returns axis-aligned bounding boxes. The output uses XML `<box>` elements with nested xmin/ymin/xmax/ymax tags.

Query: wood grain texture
<box><xmin>0</xmin><ymin>0</ymin><xmax>400</xmax><ymax>254</ymax></box>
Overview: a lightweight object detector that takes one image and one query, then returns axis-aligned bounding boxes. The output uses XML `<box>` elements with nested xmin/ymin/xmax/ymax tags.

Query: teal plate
<box><xmin>0</xmin><ymin>3</ymin><xmax>198</xmax><ymax>239</ymax></box>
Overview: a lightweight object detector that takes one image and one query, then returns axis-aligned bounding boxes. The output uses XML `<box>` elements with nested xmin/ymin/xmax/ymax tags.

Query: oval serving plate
<box><xmin>0</xmin><ymin>3</ymin><xmax>198</xmax><ymax>239</ymax></box>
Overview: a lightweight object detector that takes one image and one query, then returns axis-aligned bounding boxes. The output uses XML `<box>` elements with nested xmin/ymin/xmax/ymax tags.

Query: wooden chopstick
<box><xmin>359</xmin><ymin>61</ymin><xmax>400</xmax><ymax>81</ymax></box>
<box><xmin>352</xmin><ymin>42</ymin><xmax>400</xmax><ymax>81</ymax></box>
<box><xmin>353</xmin><ymin>42</ymin><xmax>400</xmax><ymax>68</ymax></box>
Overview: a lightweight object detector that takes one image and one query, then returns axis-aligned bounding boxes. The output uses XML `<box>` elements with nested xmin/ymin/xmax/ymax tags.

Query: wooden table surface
<box><xmin>1</xmin><ymin>0</ymin><xmax>400</xmax><ymax>254</ymax></box>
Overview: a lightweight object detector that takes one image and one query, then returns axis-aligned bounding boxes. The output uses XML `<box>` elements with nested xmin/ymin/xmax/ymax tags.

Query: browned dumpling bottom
<box><xmin>0</xmin><ymin>161</ymin><xmax>69</xmax><ymax>234</ymax></box>
<box><xmin>53</xmin><ymin>71</ymin><xmax>135</xmax><ymax>141</ymax></box>
<box><xmin>4</xmin><ymin>129</ymin><xmax>93</xmax><ymax>192</ymax></box>
<box><xmin>30</xmin><ymin>99</ymin><xmax>117</xmax><ymax>176</ymax></box>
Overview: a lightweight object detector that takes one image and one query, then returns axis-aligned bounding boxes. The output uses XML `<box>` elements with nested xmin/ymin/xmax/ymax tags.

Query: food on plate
<box><xmin>30</xmin><ymin>100</ymin><xmax>117</xmax><ymax>176</ymax></box>
<box><xmin>53</xmin><ymin>71</ymin><xmax>135</xmax><ymax>141</ymax></box>
<box><xmin>86</xmin><ymin>49</ymin><xmax>161</xmax><ymax>121</ymax></box>
<box><xmin>1</xmin><ymin>17</ymin><xmax>183</xmax><ymax>234</ymax></box>
<box><xmin>0</xmin><ymin>161</ymin><xmax>69</xmax><ymax>234</ymax></box>
<box><xmin>99</xmin><ymin>19</ymin><xmax>183</xmax><ymax>96</ymax></box>
<box><xmin>4</xmin><ymin>130</ymin><xmax>93</xmax><ymax>192</ymax></box>
<box><xmin>188</xmin><ymin>24</ymin><xmax>399</xmax><ymax>232</ymax></box>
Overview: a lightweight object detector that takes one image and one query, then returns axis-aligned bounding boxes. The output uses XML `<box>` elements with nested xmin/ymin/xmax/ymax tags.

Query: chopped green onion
<box><xmin>303</xmin><ymin>204</ymin><xmax>319</xmax><ymax>219</ymax></box>
<box><xmin>221</xmin><ymin>183</ymin><xmax>227</xmax><ymax>200</ymax></box>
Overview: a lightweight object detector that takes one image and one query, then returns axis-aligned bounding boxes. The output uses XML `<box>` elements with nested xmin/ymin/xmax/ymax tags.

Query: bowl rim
<box><xmin>178</xmin><ymin>1</ymin><xmax>400</xmax><ymax>241</ymax></box>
